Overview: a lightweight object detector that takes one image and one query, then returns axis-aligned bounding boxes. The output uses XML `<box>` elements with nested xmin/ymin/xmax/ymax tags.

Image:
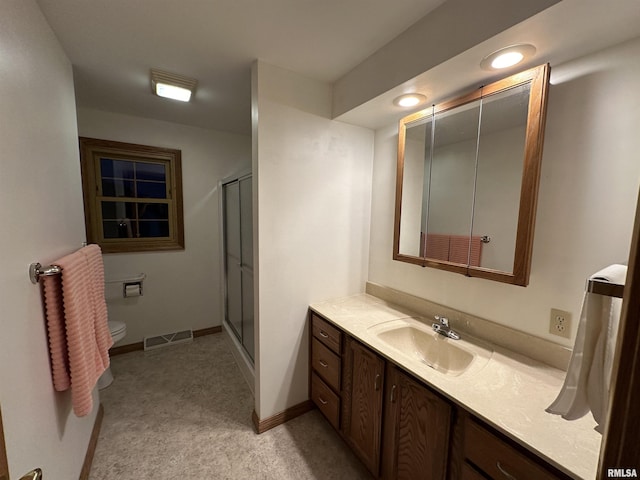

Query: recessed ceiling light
<box><xmin>480</xmin><ymin>44</ymin><xmax>536</xmax><ymax>71</ymax></box>
<box><xmin>150</xmin><ymin>69</ymin><xmax>198</xmax><ymax>102</ymax></box>
<box><xmin>393</xmin><ymin>93</ymin><xmax>427</xmax><ymax>108</ymax></box>
<box><xmin>491</xmin><ymin>51</ymin><xmax>524</xmax><ymax>69</ymax></box>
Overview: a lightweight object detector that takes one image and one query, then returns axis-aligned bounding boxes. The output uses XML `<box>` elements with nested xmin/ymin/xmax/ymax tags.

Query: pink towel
<box><xmin>469</xmin><ymin>236</ymin><xmax>482</xmax><ymax>267</ymax></box>
<box><xmin>42</xmin><ymin>245</ymin><xmax>113</xmax><ymax>417</ymax></box>
<box><xmin>42</xmin><ymin>272</ymin><xmax>70</xmax><ymax>391</ymax></box>
<box><xmin>449</xmin><ymin>235</ymin><xmax>483</xmax><ymax>266</ymax></box>
<box><xmin>423</xmin><ymin>233</ymin><xmax>450</xmax><ymax>261</ymax></box>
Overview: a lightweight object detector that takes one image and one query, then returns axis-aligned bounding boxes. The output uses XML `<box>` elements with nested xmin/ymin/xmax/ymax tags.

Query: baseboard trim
<box><xmin>252</xmin><ymin>400</ymin><xmax>315</xmax><ymax>434</ymax></box>
<box><xmin>109</xmin><ymin>342</ymin><xmax>142</xmax><ymax>356</ymax></box>
<box><xmin>193</xmin><ymin>326</ymin><xmax>222</xmax><ymax>338</ymax></box>
<box><xmin>110</xmin><ymin>326</ymin><xmax>222</xmax><ymax>356</ymax></box>
<box><xmin>79</xmin><ymin>403</ymin><xmax>104</xmax><ymax>480</ymax></box>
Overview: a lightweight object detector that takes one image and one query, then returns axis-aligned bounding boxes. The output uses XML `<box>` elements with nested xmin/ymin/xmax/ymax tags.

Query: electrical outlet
<box><xmin>549</xmin><ymin>308</ymin><xmax>572</xmax><ymax>339</ymax></box>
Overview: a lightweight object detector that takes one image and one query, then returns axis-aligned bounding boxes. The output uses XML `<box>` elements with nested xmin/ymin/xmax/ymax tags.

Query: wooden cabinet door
<box><xmin>381</xmin><ymin>366</ymin><xmax>452</xmax><ymax>480</ymax></box>
<box><xmin>343</xmin><ymin>338</ymin><xmax>385</xmax><ymax>476</ymax></box>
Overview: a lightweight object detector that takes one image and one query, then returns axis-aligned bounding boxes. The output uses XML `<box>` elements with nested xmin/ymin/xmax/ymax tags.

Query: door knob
<box><xmin>20</xmin><ymin>469</ymin><xmax>42</xmax><ymax>480</ymax></box>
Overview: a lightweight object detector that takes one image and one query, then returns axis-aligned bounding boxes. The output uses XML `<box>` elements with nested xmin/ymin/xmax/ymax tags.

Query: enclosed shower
<box><xmin>221</xmin><ymin>172</ymin><xmax>254</xmax><ymax>363</ymax></box>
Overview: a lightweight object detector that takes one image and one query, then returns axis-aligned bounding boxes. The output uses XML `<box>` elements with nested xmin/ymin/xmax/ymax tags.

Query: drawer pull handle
<box><xmin>390</xmin><ymin>384</ymin><xmax>397</xmax><ymax>402</ymax></box>
<box><xmin>319</xmin><ymin>360</ymin><xmax>328</xmax><ymax>368</ymax></box>
<box><xmin>319</xmin><ymin>330</ymin><xmax>329</xmax><ymax>338</ymax></box>
<box><xmin>318</xmin><ymin>396</ymin><xmax>328</xmax><ymax>405</ymax></box>
<box><xmin>374</xmin><ymin>373</ymin><xmax>381</xmax><ymax>391</ymax></box>
<box><xmin>496</xmin><ymin>461</ymin><xmax>517</xmax><ymax>480</ymax></box>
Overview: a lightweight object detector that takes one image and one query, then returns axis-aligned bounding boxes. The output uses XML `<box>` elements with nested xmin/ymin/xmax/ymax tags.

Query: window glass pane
<box><xmin>100</xmin><ymin>158</ymin><xmax>114</xmax><ymax>178</ymax></box>
<box><xmin>103</xmin><ymin>220</ymin><xmax>120</xmax><ymax>239</ymax></box>
<box><xmin>136</xmin><ymin>181</ymin><xmax>167</xmax><ymax>199</ymax></box>
<box><xmin>101</xmin><ymin>158</ymin><xmax>135</xmax><ymax>179</ymax></box>
<box><xmin>138</xmin><ymin>203</ymin><xmax>169</xmax><ymax>220</ymax></box>
<box><xmin>101</xmin><ymin>201</ymin><xmax>137</xmax><ymax>220</ymax></box>
<box><xmin>136</xmin><ymin>162</ymin><xmax>166</xmax><ymax>182</ymax></box>
<box><xmin>103</xmin><ymin>219</ymin><xmax>138</xmax><ymax>238</ymax></box>
<box><xmin>138</xmin><ymin>220</ymin><xmax>169</xmax><ymax>237</ymax></box>
<box><xmin>102</xmin><ymin>178</ymin><xmax>135</xmax><ymax>197</ymax></box>
<box><xmin>113</xmin><ymin>159</ymin><xmax>135</xmax><ymax>179</ymax></box>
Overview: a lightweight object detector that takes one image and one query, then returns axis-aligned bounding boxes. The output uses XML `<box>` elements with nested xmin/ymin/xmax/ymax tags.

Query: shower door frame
<box><xmin>220</xmin><ymin>170</ymin><xmax>255</xmax><ymax>366</ymax></box>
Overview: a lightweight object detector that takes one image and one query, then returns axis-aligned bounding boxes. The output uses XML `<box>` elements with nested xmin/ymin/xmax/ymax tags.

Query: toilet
<box><xmin>97</xmin><ymin>320</ymin><xmax>127</xmax><ymax>389</ymax></box>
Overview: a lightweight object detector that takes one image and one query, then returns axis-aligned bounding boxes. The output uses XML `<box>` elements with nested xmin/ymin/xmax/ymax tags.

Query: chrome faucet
<box><xmin>432</xmin><ymin>315</ymin><xmax>460</xmax><ymax>340</ymax></box>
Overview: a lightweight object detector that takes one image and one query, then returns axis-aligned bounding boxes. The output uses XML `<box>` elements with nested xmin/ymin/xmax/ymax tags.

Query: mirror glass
<box><xmin>394</xmin><ymin>65</ymin><xmax>549</xmax><ymax>286</ymax></box>
<box><xmin>473</xmin><ymin>84</ymin><xmax>530</xmax><ymax>272</ymax></box>
<box><xmin>398</xmin><ymin>115</ymin><xmax>431</xmax><ymax>258</ymax></box>
<box><xmin>426</xmin><ymin>99</ymin><xmax>481</xmax><ymax>266</ymax></box>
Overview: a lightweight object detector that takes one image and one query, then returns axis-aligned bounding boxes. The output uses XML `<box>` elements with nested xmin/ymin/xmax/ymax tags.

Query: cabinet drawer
<box><xmin>311</xmin><ymin>338</ymin><xmax>341</xmax><ymax>392</ymax></box>
<box><xmin>464</xmin><ymin>419</ymin><xmax>561</xmax><ymax>480</ymax></box>
<box><xmin>312</xmin><ymin>313</ymin><xmax>342</xmax><ymax>354</ymax></box>
<box><xmin>461</xmin><ymin>462</ymin><xmax>489</xmax><ymax>480</ymax></box>
<box><xmin>311</xmin><ymin>372</ymin><xmax>340</xmax><ymax>430</ymax></box>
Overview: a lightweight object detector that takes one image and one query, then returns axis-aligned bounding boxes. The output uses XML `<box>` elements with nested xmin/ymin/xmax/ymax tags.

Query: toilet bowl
<box><xmin>97</xmin><ymin>320</ymin><xmax>127</xmax><ymax>390</ymax></box>
<box><xmin>109</xmin><ymin>320</ymin><xmax>126</xmax><ymax>344</ymax></box>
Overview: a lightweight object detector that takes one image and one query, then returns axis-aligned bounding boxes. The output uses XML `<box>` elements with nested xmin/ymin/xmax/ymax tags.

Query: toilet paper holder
<box><xmin>104</xmin><ymin>273</ymin><xmax>146</xmax><ymax>298</ymax></box>
<box><xmin>123</xmin><ymin>281</ymin><xmax>143</xmax><ymax>298</ymax></box>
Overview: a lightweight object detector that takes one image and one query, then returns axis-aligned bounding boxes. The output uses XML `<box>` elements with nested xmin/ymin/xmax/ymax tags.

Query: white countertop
<box><xmin>310</xmin><ymin>293</ymin><xmax>601</xmax><ymax>480</ymax></box>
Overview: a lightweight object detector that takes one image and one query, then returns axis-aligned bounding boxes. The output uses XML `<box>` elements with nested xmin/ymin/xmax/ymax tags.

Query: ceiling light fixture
<box><xmin>150</xmin><ymin>69</ymin><xmax>198</xmax><ymax>102</ymax></box>
<box><xmin>393</xmin><ymin>93</ymin><xmax>427</xmax><ymax>108</ymax></box>
<box><xmin>480</xmin><ymin>44</ymin><xmax>536</xmax><ymax>71</ymax></box>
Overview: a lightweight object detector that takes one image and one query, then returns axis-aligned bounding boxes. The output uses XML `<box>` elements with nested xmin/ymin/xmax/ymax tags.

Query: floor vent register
<box><xmin>144</xmin><ymin>329</ymin><xmax>194</xmax><ymax>351</ymax></box>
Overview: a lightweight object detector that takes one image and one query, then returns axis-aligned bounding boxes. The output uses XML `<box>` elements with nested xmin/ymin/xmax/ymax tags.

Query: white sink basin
<box><xmin>368</xmin><ymin>317</ymin><xmax>492</xmax><ymax>376</ymax></box>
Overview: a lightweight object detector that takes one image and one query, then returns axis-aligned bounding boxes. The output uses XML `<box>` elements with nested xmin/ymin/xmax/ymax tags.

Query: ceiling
<box><xmin>37</xmin><ymin>0</ymin><xmax>640</xmax><ymax>137</ymax></box>
<box><xmin>36</xmin><ymin>0</ymin><xmax>445</xmax><ymax>135</ymax></box>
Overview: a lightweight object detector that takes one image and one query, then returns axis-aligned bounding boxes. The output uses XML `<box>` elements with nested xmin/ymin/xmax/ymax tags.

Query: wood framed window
<box><xmin>79</xmin><ymin>137</ymin><xmax>184</xmax><ymax>253</ymax></box>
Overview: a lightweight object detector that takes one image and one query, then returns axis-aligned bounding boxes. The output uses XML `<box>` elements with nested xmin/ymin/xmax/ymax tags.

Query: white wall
<box><xmin>253</xmin><ymin>61</ymin><xmax>373</xmax><ymax>418</ymax></box>
<box><xmin>77</xmin><ymin>109</ymin><xmax>251</xmax><ymax>344</ymax></box>
<box><xmin>0</xmin><ymin>2</ymin><xmax>97</xmax><ymax>478</ymax></box>
<box><xmin>369</xmin><ymin>37</ymin><xmax>640</xmax><ymax>346</ymax></box>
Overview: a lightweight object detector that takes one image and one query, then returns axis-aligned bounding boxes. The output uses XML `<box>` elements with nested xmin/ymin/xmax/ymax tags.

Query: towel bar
<box><xmin>29</xmin><ymin>262</ymin><xmax>62</xmax><ymax>284</ymax></box>
<box><xmin>587</xmin><ymin>278</ymin><xmax>624</xmax><ymax>298</ymax></box>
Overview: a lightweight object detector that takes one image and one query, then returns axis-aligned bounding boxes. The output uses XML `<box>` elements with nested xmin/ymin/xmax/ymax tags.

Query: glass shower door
<box><xmin>224</xmin><ymin>181</ymin><xmax>243</xmax><ymax>339</ymax></box>
<box><xmin>223</xmin><ymin>174</ymin><xmax>254</xmax><ymax>362</ymax></box>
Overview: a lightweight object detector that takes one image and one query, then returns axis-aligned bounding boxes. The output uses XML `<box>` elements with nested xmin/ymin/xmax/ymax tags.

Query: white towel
<box><xmin>546</xmin><ymin>264</ymin><xmax>626</xmax><ymax>432</ymax></box>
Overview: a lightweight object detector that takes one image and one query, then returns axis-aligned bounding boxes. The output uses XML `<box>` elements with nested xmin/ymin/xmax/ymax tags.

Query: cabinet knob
<box><xmin>319</xmin><ymin>360</ymin><xmax>328</xmax><ymax>368</ymax></box>
<box><xmin>319</xmin><ymin>330</ymin><xmax>329</xmax><ymax>338</ymax></box>
<box><xmin>318</xmin><ymin>396</ymin><xmax>328</xmax><ymax>406</ymax></box>
<box><xmin>496</xmin><ymin>461</ymin><xmax>517</xmax><ymax>480</ymax></box>
<box><xmin>390</xmin><ymin>384</ymin><xmax>397</xmax><ymax>402</ymax></box>
<box><xmin>374</xmin><ymin>373</ymin><xmax>381</xmax><ymax>391</ymax></box>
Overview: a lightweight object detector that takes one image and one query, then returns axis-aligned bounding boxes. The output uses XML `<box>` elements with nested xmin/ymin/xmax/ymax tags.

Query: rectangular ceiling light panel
<box><xmin>150</xmin><ymin>69</ymin><xmax>198</xmax><ymax>102</ymax></box>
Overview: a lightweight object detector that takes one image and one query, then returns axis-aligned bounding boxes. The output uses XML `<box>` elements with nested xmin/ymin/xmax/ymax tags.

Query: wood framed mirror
<box><xmin>393</xmin><ymin>64</ymin><xmax>550</xmax><ymax>286</ymax></box>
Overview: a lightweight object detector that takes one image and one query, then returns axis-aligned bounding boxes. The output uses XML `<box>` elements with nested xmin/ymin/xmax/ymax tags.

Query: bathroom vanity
<box><xmin>309</xmin><ymin>292</ymin><xmax>600</xmax><ymax>480</ymax></box>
